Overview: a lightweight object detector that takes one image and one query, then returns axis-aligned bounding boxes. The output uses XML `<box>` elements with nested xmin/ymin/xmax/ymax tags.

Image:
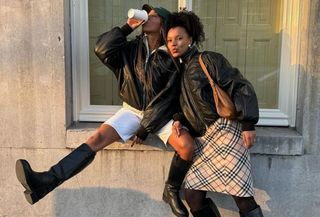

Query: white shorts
<box><xmin>103</xmin><ymin>103</ymin><xmax>173</xmax><ymax>144</ymax></box>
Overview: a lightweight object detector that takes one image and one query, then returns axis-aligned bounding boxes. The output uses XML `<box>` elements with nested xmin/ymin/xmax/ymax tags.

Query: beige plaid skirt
<box><xmin>184</xmin><ymin>118</ymin><xmax>254</xmax><ymax>197</ymax></box>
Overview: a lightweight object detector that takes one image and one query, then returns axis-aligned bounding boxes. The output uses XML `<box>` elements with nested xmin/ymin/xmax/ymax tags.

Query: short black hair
<box><xmin>167</xmin><ymin>11</ymin><xmax>205</xmax><ymax>47</ymax></box>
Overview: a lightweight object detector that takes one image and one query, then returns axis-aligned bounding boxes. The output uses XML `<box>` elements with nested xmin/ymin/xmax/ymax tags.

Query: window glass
<box><xmin>88</xmin><ymin>0</ymin><xmax>178</xmax><ymax>105</ymax></box>
<box><xmin>193</xmin><ymin>0</ymin><xmax>282</xmax><ymax>109</ymax></box>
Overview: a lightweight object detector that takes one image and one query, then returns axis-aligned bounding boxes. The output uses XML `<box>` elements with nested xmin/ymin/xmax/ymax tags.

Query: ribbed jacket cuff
<box><xmin>120</xmin><ymin>23</ymin><xmax>134</xmax><ymax>36</ymax></box>
<box><xmin>173</xmin><ymin>113</ymin><xmax>184</xmax><ymax>122</ymax></box>
<box><xmin>241</xmin><ymin>122</ymin><xmax>255</xmax><ymax>131</ymax></box>
<box><xmin>173</xmin><ymin>112</ymin><xmax>189</xmax><ymax>127</ymax></box>
<box><xmin>135</xmin><ymin>125</ymin><xmax>149</xmax><ymax>141</ymax></box>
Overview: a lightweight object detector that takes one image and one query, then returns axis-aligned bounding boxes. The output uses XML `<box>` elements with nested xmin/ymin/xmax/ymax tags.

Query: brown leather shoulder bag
<box><xmin>199</xmin><ymin>53</ymin><xmax>236</xmax><ymax>119</ymax></box>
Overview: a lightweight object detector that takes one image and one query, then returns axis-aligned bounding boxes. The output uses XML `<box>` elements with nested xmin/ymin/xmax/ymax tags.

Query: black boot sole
<box><xmin>16</xmin><ymin>160</ymin><xmax>33</xmax><ymax>191</ymax></box>
<box><xmin>163</xmin><ymin>193</ymin><xmax>189</xmax><ymax>217</ymax></box>
<box><xmin>24</xmin><ymin>190</ymin><xmax>39</xmax><ymax>205</ymax></box>
<box><xmin>15</xmin><ymin>160</ymin><xmax>39</xmax><ymax>204</ymax></box>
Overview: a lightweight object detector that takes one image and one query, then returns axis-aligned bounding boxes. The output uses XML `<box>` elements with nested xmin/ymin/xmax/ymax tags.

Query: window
<box><xmin>71</xmin><ymin>0</ymin><xmax>300</xmax><ymax>126</ymax></box>
<box><xmin>71</xmin><ymin>0</ymin><xmax>178</xmax><ymax>122</ymax></box>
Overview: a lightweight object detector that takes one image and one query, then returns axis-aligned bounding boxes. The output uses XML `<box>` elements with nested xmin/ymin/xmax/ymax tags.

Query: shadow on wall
<box><xmin>53</xmin><ymin>187</ymin><xmax>272</xmax><ymax>217</ymax></box>
<box><xmin>54</xmin><ymin>187</ymin><xmax>174</xmax><ymax>217</ymax></box>
<box><xmin>206</xmin><ymin>190</ymin><xmax>271</xmax><ymax>217</ymax></box>
<box><xmin>197</xmin><ymin>155</ymin><xmax>273</xmax><ymax>217</ymax></box>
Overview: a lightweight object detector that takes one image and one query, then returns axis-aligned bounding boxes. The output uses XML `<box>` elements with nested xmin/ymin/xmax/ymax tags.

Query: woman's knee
<box><xmin>170</xmin><ymin>130</ymin><xmax>194</xmax><ymax>152</ymax></box>
<box><xmin>86</xmin><ymin>124</ymin><xmax>120</xmax><ymax>151</ymax></box>
<box><xmin>86</xmin><ymin>131</ymin><xmax>104</xmax><ymax>151</ymax></box>
<box><xmin>179</xmin><ymin>140</ymin><xmax>194</xmax><ymax>154</ymax></box>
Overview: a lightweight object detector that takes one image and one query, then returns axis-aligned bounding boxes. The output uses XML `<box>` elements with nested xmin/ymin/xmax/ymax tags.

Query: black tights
<box><xmin>185</xmin><ymin>189</ymin><xmax>258</xmax><ymax>214</ymax></box>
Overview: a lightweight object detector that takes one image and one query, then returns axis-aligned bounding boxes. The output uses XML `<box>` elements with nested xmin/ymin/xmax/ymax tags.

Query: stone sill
<box><xmin>66</xmin><ymin>123</ymin><xmax>304</xmax><ymax>156</ymax></box>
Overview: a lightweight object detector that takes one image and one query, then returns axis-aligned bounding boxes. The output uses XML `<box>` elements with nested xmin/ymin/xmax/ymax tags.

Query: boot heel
<box><xmin>162</xmin><ymin>184</ymin><xmax>188</xmax><ymax>217</ymax></box>
<box><xmin>16</xmin><ymin>160</ymin><xmax>32</xmax><ymax>191</ymax></box>
<box><xmin>24</xmin><ymin>190</ymin><xmax>39</xmax><ymax>205</ymax></box>
<box><xmin>162</xmin><ymin>192</ymin><xmax>169</xmax><ymax>204</ymax></box>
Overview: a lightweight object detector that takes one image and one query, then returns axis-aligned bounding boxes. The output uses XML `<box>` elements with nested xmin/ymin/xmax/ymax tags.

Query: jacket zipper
<box><xmin>142</xmin><ymin>48</ymin><xmax>156</xmax><ymax>110</ymax></box>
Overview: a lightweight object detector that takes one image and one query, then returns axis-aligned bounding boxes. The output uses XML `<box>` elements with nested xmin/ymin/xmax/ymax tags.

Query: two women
<box><xmin>15</xmin><ymin>5</ymin><xmax>193</xmax><ymax>216</ymax></box>
<box><xmin>166</xmin><ymin>11</ymin><xmax>264</xmax><ymax>217</ymax></box>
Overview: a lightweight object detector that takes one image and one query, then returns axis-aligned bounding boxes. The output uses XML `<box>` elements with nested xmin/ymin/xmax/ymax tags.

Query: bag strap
<box><xmin>199</xmin><ymin>53</ymin><xmax>215</xmax><ymax>88</ymax></box>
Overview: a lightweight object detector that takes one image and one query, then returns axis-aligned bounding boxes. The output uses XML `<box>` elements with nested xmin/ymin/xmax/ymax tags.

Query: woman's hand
<box><xmin>242</xmin><ymin>130</ymin><xmax>256</xmax><ymax>149</ymax></box>
<box><xmin>131</xmin><ymin>136</ymin><xmax>143</xmax><ymax>147</ymax></box>
<box><xmin>127</xmin><ymin>18</ymin><xmax>144</xmax><ymax>30</ymax></box>
<box><xmin>172</xmin><ymin>121</ymin><xmax>183</xmax><ymax>137</ymax></box>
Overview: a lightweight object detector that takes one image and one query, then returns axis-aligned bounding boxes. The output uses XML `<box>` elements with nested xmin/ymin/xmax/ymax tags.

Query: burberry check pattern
<box><xmin>184</xmin><ymin>118</ymin><xmax>254</xmax><ymax>197</ymax></box>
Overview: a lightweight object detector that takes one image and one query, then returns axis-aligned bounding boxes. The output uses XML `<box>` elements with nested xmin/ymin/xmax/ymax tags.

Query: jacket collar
<box><xmin>142</xmin><ymin>34</ymin><xmax>168</xmax><ymax>55</ymax></box>
<box><xmin>178</xmin><ymin>45</ymin><xmax>198</xmax><ymax>63</ymax></box>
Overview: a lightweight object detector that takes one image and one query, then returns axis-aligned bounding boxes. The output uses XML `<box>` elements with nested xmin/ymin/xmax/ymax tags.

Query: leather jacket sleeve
<box><xmin>94</xmin><ymin>24</ymin><xmax>134</xmax><ymax>78</ymax></box>
<box><xmin>203</xmin><ymin>52</ymin><xmax>259</xmax><ymax>131</ymax></box>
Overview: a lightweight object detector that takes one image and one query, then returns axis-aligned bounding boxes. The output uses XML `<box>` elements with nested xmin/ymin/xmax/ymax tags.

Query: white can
<box><xmin>127</xmin><ymin>9</ymin><xmax>148</xmax><ymax>21</ymax></box>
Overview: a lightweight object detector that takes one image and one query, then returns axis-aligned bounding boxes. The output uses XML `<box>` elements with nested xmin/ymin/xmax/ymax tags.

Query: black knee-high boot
<box><xmin>163</xmin><ymin>153</ymin><xmax>192</xmax><ymax>217</ymax></box>
<box><xmin>240</xmin><ymin>206</ymin><xmax>264</xmax><ymax>217</ymax></box>
<box><xmin>15</xmin><ymin>143</ymin><xmax>96</xmax><ymax>205</ymax></box>
<box><xmin>191</xmin><ymin>198</ymin><xmax>221</xmax><ymax>217</ymax></box>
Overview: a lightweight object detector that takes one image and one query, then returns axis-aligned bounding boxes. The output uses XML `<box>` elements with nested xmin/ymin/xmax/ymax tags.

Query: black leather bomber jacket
<box><xmin>94</xmin><ymin>24</ymin><xmax>180</xmax><ymax>139</ymax></box>
<box><xmin>177</xmin><ymin>47</ymin><xmax>259</xmax><ymax>137</ymax></box>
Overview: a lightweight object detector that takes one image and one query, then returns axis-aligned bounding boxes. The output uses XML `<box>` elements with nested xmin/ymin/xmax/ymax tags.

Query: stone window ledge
<box><xmin>66</xmin><ymin>123</ymin><xmax>303</xmax><ymax>156</ymax></box>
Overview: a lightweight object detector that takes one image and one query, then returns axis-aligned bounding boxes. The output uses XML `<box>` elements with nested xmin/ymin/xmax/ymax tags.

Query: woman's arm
<box><xmin>94</xmin><ymin>25</ymin><xmax>132</xmax><ymax>76</ymax></box>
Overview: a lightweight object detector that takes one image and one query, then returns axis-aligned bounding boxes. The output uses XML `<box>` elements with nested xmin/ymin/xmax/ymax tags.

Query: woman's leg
<box><xmin>232</xmin><ymin>196</ymin><xmax>264</xmax><ymax>217</ymax></box>
<box><xmin>162</xmin><ymin>129</ymin><xmax>194</xmax><ymax>217</ymax></box>
<box><xmin>168</xmin><ymin>128</ymin><xmax>194</xmax><ymax>161</ymax></box>
<box><xmin>15</xmin><ymin>107</ymin><xmax>143</xmax><ymax>204</ymax></box>
<box><xmin>86</xmin><ymin>124</ymin><xmax>121</xmax><ymax>152</ymax></box>
<box><xmin>15</xmin><ymin>123</ymin><xmax>121</xmax><ymax>205</ymax></box>
<box><xmin>185</xmin><ymin>189</ymin><xmax>207</xmax><ymax>212</ymax></box>
<box><xmin>185</xmin><ymin>189</ymin><xmax>221</xmax><ymax>217</ymax></box>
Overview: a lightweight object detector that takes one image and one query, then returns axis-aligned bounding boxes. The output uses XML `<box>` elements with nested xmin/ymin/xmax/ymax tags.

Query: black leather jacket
<box><xmin>177</xmin><ymin>47</ymin><xmax>259</xmax><ymax>137</ymax></box>
<box><xmin>94</xmin><ymin>24</ymin><xmax>180</xmax><ymax>139</ymax></box>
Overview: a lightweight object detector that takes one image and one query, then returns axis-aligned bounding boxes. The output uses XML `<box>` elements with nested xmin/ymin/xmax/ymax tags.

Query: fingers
<box><xmin>243</xmin><ymin>140</ymin><xmax>253</xmax><ymax>149</ymax></box>
<box><xmin>242</xmin><ymin>131</ymin><xmax>256</xmax><ymax>149</ymax></box>
<box><xmin>130</xmin><ymin>139</ymin><xmax>136</xmax><ymax>147</ymax></box>
<box><xmin>174</xmin><ymin>126</ymin><xmax>181</xmax><ymax>137</ymax></box>
<box><xmin>131</xmin><ymin>136</ymin><xmax>143</xmax><ymax>147</ymax></box>
<box><xmin>173</xmin><ymin>121</ymin><xmax>182</xmax><ymax>137</ymax></box>
<box><xmin>127</xmin><ymin>19</ymin><xmax>145</xmax><ymax>30</ymax></box>
<box><xmin>136</xmin><ymin>138</ymin><xmax>143</xmax><ymax>144</ymax></box>
<box><xmin>242</xmin><ymin>135</ymin><xmax>250</xmax><ymax>149</ymax></box>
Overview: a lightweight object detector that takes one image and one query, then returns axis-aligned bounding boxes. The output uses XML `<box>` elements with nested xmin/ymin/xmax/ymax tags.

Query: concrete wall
<box><xmin>0</xmin><ymin>0</ymin><xmax>67</xmax><ymax>150</ymax></box>
<box><xmin>296</xmin><ymin>0</ymin><xmax>320</xmax><ymax>154</ymax></box>
<box><xmin>1</xmin><ymin>0</ymin><xmax>320</xmax><ymax>217</ymax></box>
